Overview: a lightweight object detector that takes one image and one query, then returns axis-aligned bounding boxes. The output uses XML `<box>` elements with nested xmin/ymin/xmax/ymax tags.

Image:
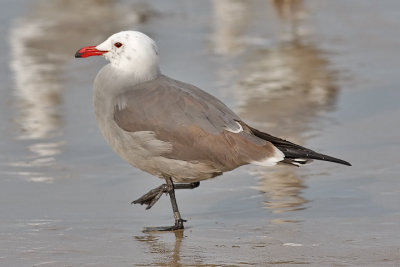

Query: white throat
<box><xmin>106</xmin><ymin>56</ymin><xmax>161</xmax><ymax>84</ymax></box>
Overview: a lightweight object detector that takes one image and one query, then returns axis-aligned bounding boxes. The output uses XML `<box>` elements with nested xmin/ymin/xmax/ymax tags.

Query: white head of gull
<box><xmin>76</xmin><ymin>31</ymin><xmax>160</xmax><ymax>84</ymax></box>
<box><xmin>75</xmin><ymin>31</ymin><xmax>351</xmax><ymax>232</ymax></box>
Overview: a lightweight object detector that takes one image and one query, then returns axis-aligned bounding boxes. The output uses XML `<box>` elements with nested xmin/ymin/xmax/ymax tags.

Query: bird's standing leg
<box><xmin>132</xmin><ymin>178</ymin><xmax>200</xmax><ymax>232</ymax></box>
<box><xmin>165</xmin><ymin>176</ymin><xmax>185</xmax><ymax>230</ymax></box>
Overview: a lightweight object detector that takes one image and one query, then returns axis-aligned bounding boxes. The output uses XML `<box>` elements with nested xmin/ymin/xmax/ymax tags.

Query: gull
<box><xmin>75</xmin><ymin>31</ymin><xmax>350</xmax><ymax>231</ymax></box>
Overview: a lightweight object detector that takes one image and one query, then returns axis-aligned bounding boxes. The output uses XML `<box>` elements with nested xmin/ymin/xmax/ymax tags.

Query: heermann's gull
<box><xmin>75</xmin><ymin>31</ymin><xmax>351</xmax><ymax>231</ymax></box>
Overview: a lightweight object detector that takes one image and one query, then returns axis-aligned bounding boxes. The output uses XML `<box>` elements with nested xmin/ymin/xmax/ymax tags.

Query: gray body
<box><xmin>93</xmin><ymin>65</ymin><xmax>280</xmax><ymax>183</ymax></box>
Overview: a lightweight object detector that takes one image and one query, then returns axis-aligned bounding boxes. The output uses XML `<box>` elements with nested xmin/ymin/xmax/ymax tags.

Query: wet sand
<box><xmin>1</xmin><ymin>0</ymin><xmax>399</xmax><ymax>266</ymax></box>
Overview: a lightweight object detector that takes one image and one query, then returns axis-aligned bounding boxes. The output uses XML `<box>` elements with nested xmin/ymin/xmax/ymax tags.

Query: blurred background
<box><xmin>0</xmin><ymin>0</ymin><xmax>399</xmax><ymax>266</ymax></box>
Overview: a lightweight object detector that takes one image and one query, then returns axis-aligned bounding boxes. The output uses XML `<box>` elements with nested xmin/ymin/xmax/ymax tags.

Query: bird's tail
<box><xmin>247</xmin><ymin>125</ymin><xmax>351</xmax><ymax>166</ymax></box>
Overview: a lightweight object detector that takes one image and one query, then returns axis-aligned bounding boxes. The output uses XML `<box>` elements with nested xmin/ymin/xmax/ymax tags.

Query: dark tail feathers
<box><xmin>247</xmin><ymin>125</ymin><xmax>351</xmax><ymax>166</ymax></box>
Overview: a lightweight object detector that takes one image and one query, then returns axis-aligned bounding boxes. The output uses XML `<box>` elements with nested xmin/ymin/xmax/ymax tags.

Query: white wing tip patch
<box><xmin>225</xmin><ymin>121</ymin><xmax>243</xmax><ymax>133</ymax></box>
<box><xmin>251</xmin><ymin>146</ymin><xmax>285</xmax><ymax>167</ymax></box>
<box><xmin>292</xmin><ymin>158</ymin><xmax>313</xmax><ymax>166</ymax></box>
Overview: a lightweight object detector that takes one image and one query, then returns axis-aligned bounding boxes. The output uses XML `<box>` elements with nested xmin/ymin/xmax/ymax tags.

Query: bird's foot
<box><xmin>142</xmin><ymin>219</ymin><xmax>186</xmax><ymax>233</ymax></box>
<box><xmin>132</xmin><ymin>180</ymin><xmax>199</xmax><ymax>231</ymax></box>
<box><xmin>132</xmin><ymin>183</ymin><xmax>172</xmax><ymax>210</ymax></box>
<box><xmin>132</xmin><ymin>182</ymin><xmax>200</xmax><ymax>210</ymax></box>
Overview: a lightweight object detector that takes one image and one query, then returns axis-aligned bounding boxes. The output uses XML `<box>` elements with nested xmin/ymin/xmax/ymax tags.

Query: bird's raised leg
<box><xmin>132</xmin><ymin>181</ymin><xmax>199</xmax><ymax>209</ymax></box>
<box><xmin>131</xmin><ymin>183</ymin><xmax>168</xmax><ymax>210</ymax></box>
<box><xmin>132</xmin><ymin>178</ymin><xmax>200</xmax><ymax>232</ymax></box>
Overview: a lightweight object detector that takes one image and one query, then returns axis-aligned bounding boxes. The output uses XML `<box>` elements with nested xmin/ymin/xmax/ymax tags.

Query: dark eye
<box><xmin>114</xmin><ymin>42</ymin><xmax>123</xmax><ymax>48</ymax></box>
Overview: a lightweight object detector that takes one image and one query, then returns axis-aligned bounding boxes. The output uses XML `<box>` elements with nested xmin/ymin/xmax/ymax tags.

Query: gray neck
<box><xmin>92</xmin><ymin>63</ymin><xmax>161</xmax><ymax>123</ymax></box>
<box><xmin>94</xmin><ymin>63</ymin><xmax>160</xmax><ymax>97</ymax></box>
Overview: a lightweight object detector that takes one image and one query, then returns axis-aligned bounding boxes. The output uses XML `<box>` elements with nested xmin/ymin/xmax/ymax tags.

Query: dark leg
<box><xmin>132</xmin><ymin>181</ymin><xmax>199</xmax><ymax>209</ymax></box>
<box><xmin>132</xmin><ymin>179</ymin><xmax>200</xmax><ymax>232</ymax></box>
<box><xmin>164</xmin><ymin>177</ymin><xmax>185</xmax><ymax>230</ymax></box>
<box><xmin>131</xmin><ymin>183</ymin><xmax>168</xmax><ymax>210</ymax></box>
<box><xmin>174</xmin><ymin>182</ymin><xmax>200</xmax><ymax>190</ymax></box>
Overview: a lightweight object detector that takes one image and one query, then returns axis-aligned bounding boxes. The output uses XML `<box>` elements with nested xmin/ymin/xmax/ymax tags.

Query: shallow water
<box><xmin>1</xmin><ymin>0</ymin><xmax>399</xmax><ymax>266</ymax></box>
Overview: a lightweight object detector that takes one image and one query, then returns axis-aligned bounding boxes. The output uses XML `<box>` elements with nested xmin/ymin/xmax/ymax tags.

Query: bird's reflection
<box><xmin>271</xmin><ymin>0</ymin><xmax>305</xmax><ymax>40</ymax></box>
<box><xmin>9</xmin><ymin>0</ymin><xmax>155</xmax><ymax>182</ymax></box>
<box><xmin>135</xmin><ymin>231</ymin><xmax>185</xmax><ymax>267</ymax></box>
<box><xmin>212</xmin><ymin>0</ymin><xmax>250</xmax><ymax>55</ymax></box>
<box><xmin>212</xmin><ymin>0</ymin><xmax>340</xmax><ymax>214</ymax></box>
<box><xmin>272</xmin><ymin>0</ymin><xmax>304</xmax><ymax>20</ymax></box>
<box><xmin>135</xmin><ymin>231</ymin><xmax>239</xmax><ymax>266</ymax></box>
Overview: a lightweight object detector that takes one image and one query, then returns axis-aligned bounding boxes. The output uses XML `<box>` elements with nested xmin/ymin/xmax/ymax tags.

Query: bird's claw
<box><xmin>132</xmin><ymin>183</ymin><xmax>172</xmax><ymax>209</ymax></box>
<box><xmin>142</xmin><ymin>219</ymin><xmax>186</xmax><ymax>233</ymax></box>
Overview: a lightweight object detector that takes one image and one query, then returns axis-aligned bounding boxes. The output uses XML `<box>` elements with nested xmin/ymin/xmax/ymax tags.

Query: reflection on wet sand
<box><xmin>9</xmin><ymin>0</ymin><xmax>155</xmax><ymax>182</ymax></box>
<box><xmin>212</xmin><ymin>0</ymin><xmax>339</xmax><ymax>214</ymax></box>
<box><xmin>272</xmin><ymin>0</ymin><xmax>304</xmax><ymax>20</ymax></box>
<box><xmin>236</xmin><ymin>41</ymin><xmax>338</xmax><ymax>133</ymax></box>
<box><xmin>212</xmin><ymin>0</ymin><xmax>250</xmax><ymax>55</ymax></box>
<box><xmin>135</xmin><ymin>231</ymin><xmax>242</xmax><ymax>267</ymax></box>
<box><xmin>271</xmin><ymin>0</ymin><xmax>305</xmax><ymax>40</ymax></box>
<box><xmin>135</xmin><ymin>231</ymin><xmax>185</xmax><ymax>266</ymax></box>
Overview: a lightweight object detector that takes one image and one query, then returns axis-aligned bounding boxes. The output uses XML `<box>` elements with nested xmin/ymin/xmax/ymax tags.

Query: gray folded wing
<box><xmin>113</xmin><ymin>75</ymin><xmax>279</xmax><ymax>171</ymax></box>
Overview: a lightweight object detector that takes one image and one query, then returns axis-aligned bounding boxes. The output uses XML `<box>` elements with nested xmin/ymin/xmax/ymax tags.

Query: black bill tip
<box><xmin>75</xmin><ymin>50</ymin><xmax>83</xmax><ymax>58</ymax></box>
